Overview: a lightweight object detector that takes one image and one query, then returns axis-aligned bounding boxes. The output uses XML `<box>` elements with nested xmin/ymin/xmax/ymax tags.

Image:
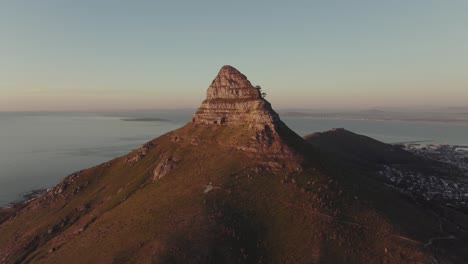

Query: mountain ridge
<box><xmin>1</xmin><ymin>66</ymin><xmax>467</xmax><ymax>263</ymax></box>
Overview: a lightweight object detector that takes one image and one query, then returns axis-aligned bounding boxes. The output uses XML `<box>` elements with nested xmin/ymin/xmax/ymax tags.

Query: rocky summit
<box><xmin>191</xmin><ymin>65</ymin><xmax>303</xmax><ymax>172</ymax></box>
<box><xmin>192</xmin><ymin>65</ymin><xmax>281</xmax><ymax>130</ymax></box>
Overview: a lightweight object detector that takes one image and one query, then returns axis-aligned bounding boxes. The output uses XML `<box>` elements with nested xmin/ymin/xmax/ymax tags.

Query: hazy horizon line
<box><xmin>2</xmin><ymin>105</ymin><xmax>468</xmax><ymax>113</ymax></box>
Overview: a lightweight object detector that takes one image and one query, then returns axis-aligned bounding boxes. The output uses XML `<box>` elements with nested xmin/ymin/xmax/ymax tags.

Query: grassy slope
<box><xmin>305</xmin><ymin>129</ymin><xmax>468</xmax><ymax>263</ymax></box>
<box><xmin>305</xmin><ymin>129</ymin><xmax>467</xmax><ymax>180</ymax></box>
<box><xmin>1</xmin><ymin>124</ymin><xmax>464</xmax><ymax>263</ymax></box>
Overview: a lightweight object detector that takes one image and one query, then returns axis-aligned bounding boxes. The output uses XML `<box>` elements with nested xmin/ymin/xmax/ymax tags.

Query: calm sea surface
<box><xmin>1</xmin><ymin>110</ymin><xmax>468</xmax><ymax>206</ymax></box>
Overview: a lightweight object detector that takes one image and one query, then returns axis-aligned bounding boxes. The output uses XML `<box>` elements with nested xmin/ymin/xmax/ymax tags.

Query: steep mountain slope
<box><xmin>1</xmin><ymin>66</ymin><xmax>467</xmax><ymax>263</ymax></box>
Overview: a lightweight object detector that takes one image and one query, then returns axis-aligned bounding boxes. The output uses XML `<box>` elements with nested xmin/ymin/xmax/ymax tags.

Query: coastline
<box><xmin>2</xmin><ymin>142</ymin><xmax>467</xmax><ymax>215</ymax></box>
<box><xmin>0</xmin><ymin>189</ymin><xmax>46</xmax><ymax>223</ymax></box>
<box><xmin>283</xmin><ymin>115</ymin><xmax>468</xmax><ymax>124</ymax></box>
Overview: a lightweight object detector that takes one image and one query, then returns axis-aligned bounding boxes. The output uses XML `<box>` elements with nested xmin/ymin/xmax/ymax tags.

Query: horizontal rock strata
<box><xmin>192</xmin><ymin>65</ymin><xmax>281</xmax><ymax>130</ymax></box>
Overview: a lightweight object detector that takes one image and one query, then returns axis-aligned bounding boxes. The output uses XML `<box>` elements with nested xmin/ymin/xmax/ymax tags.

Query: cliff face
<box><xmin>192</xmin><ymin>65</ymin><xmax>281</xmax><ymax>130</ymax></box>
<box><xmin>205</xmin><ymin>65</ymin><xmax>260</xmax><ymax>100</ymax></box>
<box><xmin>191</xmin><ymin>65</ymin><xmax>304</xmax><ymax>172</ymax></box>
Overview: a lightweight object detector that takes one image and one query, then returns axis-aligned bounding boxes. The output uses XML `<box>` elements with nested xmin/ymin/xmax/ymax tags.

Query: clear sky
<box><xmin>1</xmin><ymin>1</ymin><xmax>467</xmax><ymax>111</ymax></box>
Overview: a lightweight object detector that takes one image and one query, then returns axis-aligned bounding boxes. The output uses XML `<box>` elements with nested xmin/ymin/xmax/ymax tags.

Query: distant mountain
<box><xmin>305</xmin><ymin>128</ymin><xmax>467</xmax><ymax>191</ymax></box>
<box><xmin>1</xmin><ymin>66</ymin><xmax>467</xmax><ymax>263</ymax></box>
<box><xmin>283</xmin><ymin>109</ymin><xmax>468</xmax><ymax>123</ymax></box>
<box><xmin>305</xmin><ymin>128</ymin><xmax>417</xmax><ymax>167</ymax></box>
<box><xmin>121</xmin><ymin>118</ymin><xmax>171</xmax><ymax>122</ymax></box>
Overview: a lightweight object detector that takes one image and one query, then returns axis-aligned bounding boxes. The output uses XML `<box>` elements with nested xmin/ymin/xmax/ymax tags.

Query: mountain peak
<box><xmin>206</xmin><ymin>65</ymin><xmax>261</xmax><ymax>100</ymax></box>
<box><xmin>192</xmin><ymin>65</ymin><xmax>280</xmax><ymax>128</ymax></box>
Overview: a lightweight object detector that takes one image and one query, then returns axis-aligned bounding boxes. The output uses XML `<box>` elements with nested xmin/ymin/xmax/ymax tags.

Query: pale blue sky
<box><xmin>1</xmin><ymin>1</ymin><xmax>467</xmax><ymax>111</ymax></box>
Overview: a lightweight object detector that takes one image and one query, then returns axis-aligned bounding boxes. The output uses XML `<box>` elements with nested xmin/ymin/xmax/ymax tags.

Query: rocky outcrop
<box><xmin>191</xmin><ymin>65</ymin><xmax>304</xmax><ymax>172</ymax></box>
<box><xmin>192</xmin><ymin>65</ymin><xmax>281</xmax><ymax>130</ymax></box>
<box><xmin>205</xmin><ymin>65</ymin><xmax>260</xmax><ymax>100</ymax></box>
<box><xmin>153</xmin><ymin>156</ymin><xmax>177</xmax><ymax>180</ymax></box>
<box><xmin>125</xmin><ymin>142</ymin><xmax>153</xmax><ymax>166</ymax></box>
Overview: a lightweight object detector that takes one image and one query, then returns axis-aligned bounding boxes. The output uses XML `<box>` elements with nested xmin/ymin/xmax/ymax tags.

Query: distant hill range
<box><xmin>121</xmin><ymin>118</ymin><xmax>171</xmax><ymax>122</ymax></box>
<box><xmin>283</xmin><ymin>109</ymin><xmax>468</xmax><ymax>123</ymax></box>
<box><xmin>1</xmin><ymin>66</ymin><xmax>467</xmax><ymax>263</ymax></box>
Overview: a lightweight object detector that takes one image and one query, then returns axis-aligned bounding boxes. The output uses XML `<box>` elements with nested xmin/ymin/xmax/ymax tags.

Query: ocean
<box><xmin>1</xmin><ymin>110</ymin><xmax>468</xmax><ymax>206</ymax></box>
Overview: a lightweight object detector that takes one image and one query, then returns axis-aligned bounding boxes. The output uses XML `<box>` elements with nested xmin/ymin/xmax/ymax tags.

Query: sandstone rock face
<box><xmin>191</xmin><ymin>65</ymin><xmax>303</xmax><ymax>173</ymax></box>
<box><xmin>205</xmin><ymin>65</ymin><xmax>261</xmax><ymax>100</ymax></box>
<box><xmin>192</xmin><ymin>65</ymin><xmax>281</xmax><ymax>130</ymax></box>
